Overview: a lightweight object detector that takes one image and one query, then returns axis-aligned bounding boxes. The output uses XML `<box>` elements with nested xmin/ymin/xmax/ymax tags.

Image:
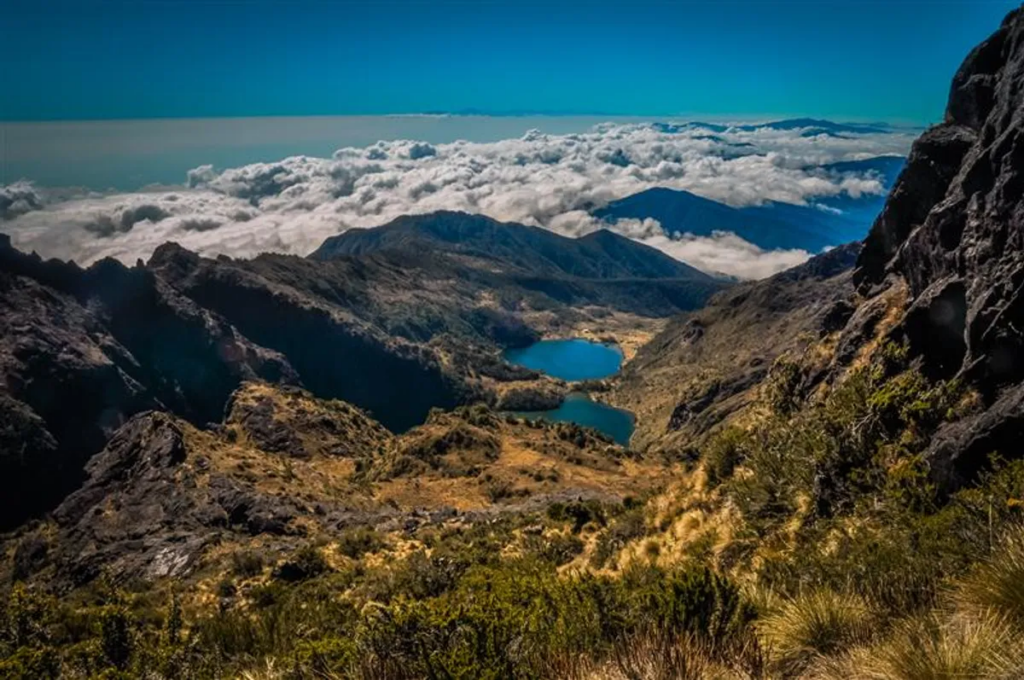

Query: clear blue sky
<box><xmin>2</xmin><ymin>0</ymin><xmax>1019</xmax><ymax>123</ymax></box>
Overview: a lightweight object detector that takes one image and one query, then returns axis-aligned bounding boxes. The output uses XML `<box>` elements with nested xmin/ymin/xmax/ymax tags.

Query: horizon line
<box><xmin>0</xmin><ymin>111</ymin><xmax>932</xmax><ymax>128</ymax></box>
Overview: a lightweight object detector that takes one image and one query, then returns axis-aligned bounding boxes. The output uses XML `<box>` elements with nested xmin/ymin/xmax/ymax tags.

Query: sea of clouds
<box><xmin>0</xmin><ymin>121</ymin><xmax>915</xmax><ymax>279</ymax></box>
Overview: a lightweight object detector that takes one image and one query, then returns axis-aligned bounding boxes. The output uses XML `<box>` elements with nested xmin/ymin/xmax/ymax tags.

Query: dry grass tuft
<box><xmin>955</xmin><ymin>529</ymin><xmax>1024</xmax><ymax>626</ymax></box>
<box><xmin>572</xmin><ymin>629</ymin><xmax>762</xmax><ymax>680</ymax></box>
<box><xmin>812</xmin><ymin>611</ymin><xmax>1024</xmax><ymax>680</ymax></box>
<box><xmin>757</xmin><ymin>590</ymin><xmax>874</xmax><ymax>674</ymax></box>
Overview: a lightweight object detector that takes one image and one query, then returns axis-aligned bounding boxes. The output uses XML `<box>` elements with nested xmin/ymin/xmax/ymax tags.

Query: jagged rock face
<box><xmin>0</xmin><ymin>240</ymin><xmax>294</xmax><ymax>529</ymax></box>
<box><xmin>30</xmin><ymin>385</ymin><xmax>393</xmax><ymax>587</ymax></box>
<box><xmin>147</xmin><ymin>243</ymin><xmax>469</xmax><ymax>432</ymax></box>
<box><xmin>857</xmin><ymin>8</ymin><xmax>1024</xmax><ymax>385</ymax></box>
<box><xmin>47</xmin><ymin>411</ymin><xmax>322</xmax><ymax>586</ymax></box>
<box><xmin>226</xmin><ymin>382</ymin><xmax>394</xmax><ymax>459</ymax></box>
<box><xmin>853</xmin><ymin>8</ymin><xmax>1024</xmax><ymax>489</ymax></box>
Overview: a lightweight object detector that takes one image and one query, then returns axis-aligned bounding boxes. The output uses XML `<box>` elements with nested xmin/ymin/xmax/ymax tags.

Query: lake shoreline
<box><xmin>502</xmin><ymin>337</ymin><xmax>636</xmax><ymax>445</ymax></box>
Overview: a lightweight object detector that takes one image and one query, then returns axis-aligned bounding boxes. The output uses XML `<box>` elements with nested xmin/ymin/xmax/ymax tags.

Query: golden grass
<box><xmin>814</xmin><ymin>611</ymin><xmax>1024</xmax><ymax>680</ymax></box>
<box><xmin>955</xmin><ymin>529</ymin><xmax>1024</xmax><ymax>626</ymax></box>
<box><xmin>757</xmin><ymin>590</ymin><xmax>875</xmax><ymax>674</ymax></box>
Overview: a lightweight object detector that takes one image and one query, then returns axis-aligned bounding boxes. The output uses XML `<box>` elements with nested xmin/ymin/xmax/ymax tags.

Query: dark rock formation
<box><xmin>0</xmin><ymin>240</ymin><xmax>294</xmax><ymax>529</ymax></box>
<box><xmin>50</xmin><ymin>412</ymin><xmax>213</xmax><ymax>585</ymax></box>
<box><xmin>40</xmin><ymin>410</ymin><xmax>329</xmax><ymax>586</ymax></box>
<box><xmin>147</xmin><ymin>243</ymin><xmax>467</xmax><ymax>432</ymax></box>
<box><xmin>225</xmin><ymin>382</ymin><xmax>394</xmax><ymax>459</ymax></box>
<box><xmin>850</xmin><ymin>7</ymin><xmax>1024</xmax><ymax>490</ymax></box>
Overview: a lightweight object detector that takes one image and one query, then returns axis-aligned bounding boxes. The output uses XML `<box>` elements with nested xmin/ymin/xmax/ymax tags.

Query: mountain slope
<box><xmin>611</xmin><ymin>243</ymin><xmax>862</xmax><ymax>450</ymax></box>
<box><xmin>0</xmin><ymin>209</ymin><xmax>727</xmax><ymax>529</ymax></box>
<box><xmin>592</xmin><ymin>156</ymin><xmax>904</xmax><ymax>254</ymax></box>
<box><xmin>615</xmin><ymin>4</ymin><xmax>1024</xmax><ymax>497</ymax></box>
<box><xmin>10</xmin><ymin>381</ymin><xmax>660</xmax><ymax>586</ymax></box>
<box><xmin>0</xmin><ymin>236</ymin><xmax>298</xmax><ymax>529</ymax></box>
<box><xmin>593</xmin><ymin>187</ymin><xmax>861</xmax><ymax>252</ymax></box>
<box><xmin>311</xmin><ymin>210</ymin><xmax>713</xmax><ymax>281</ymax></box>
<box><xmin>851</xmin><ymin>5</ymin><xmax>1024</xmax><ymax>491</ymax></box>
<box><xmin>680</xmin><ymin>118</ymin><xmax>894</xmax><ymax>135</ymax></box>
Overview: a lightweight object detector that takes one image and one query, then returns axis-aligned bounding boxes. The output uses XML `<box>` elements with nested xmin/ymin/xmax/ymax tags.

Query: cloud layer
<box><xmin>0</xmin><ymin>121</ymin><xmax>914</xmax><ymax>279</ymax></box>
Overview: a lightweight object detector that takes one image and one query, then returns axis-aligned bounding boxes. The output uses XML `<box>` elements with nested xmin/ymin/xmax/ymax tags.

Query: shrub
<box><xmin>231</xmin><ymin>550</ymin><xmax>265</xmax><ymax>578</ymax></box>
<box><xmin>360</xmin><ymin>550</ymin><xmax>468</xmax><ymax>603</ymax></box>
<box><xmin>482</xmin><ymin>476</ymin><xmax>516</xmax><ymax>502</ymax></box>
<box><xmin>351</xmin><ymin>561</ymin><xmax>754</xmax><ymax>679</ymax></box>
<box><xmin>703</xmin><ymin>427</ymin><xmax>747</xmax><ymax>487</ymax></box>
<box><xmin>590</xmin><ymin>506</ymin><xmax>647</xmax><ymax>569</ymax></box>
<box><xmin>523</xmin><ymin>532</ymin><xmax>584</xmax><ymax>566</ymax></box>
<box><xmin>98</xmin><ymin>603</ymin><xmax>134</xmax><ymax>671</ymax></box>
<box><xmin>273</xmin><ymin>545</ymin><xmax>329</xmax><ymax>582</ymax></box>
<box><xmin>336</xmin><ymin>527</ymin><xmax>387</xmax><ymax>560</ymax></box>
<box><xmin>764</xmin><ymin>357</ymin><xmax>804</xmax><ymax>417</ymax></box>
<box><xmin>548</xmin><ymin>499</ymin><xmax>608</xmax><ymax>534</ymax></box>
<box><xmin>604</xmin><ymin>629</ymin><xmax>713</xmax><ymax>680</ymax></box>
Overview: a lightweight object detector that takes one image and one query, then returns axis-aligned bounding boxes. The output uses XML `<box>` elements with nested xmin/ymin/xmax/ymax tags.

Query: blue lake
<box><xmin>503</xmin><ymin>339</ymin><xmax>635</xmax><ymax>445</ymax></box>
<box><xmin>513</xmin><ymin>393</ymin><xmax>636</xmax><ymax>446</ymax></box>
<box><xmin>503</xmin><ymin>338</ymin><xmax>623</xmax><ymax>381</ymax></box>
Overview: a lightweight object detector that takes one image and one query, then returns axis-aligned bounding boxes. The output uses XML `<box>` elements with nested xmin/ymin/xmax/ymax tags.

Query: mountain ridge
<box><xmin>311</xmin><ymin>210</ymin><xmax>714</xmax><ymax>281</ymax></box>
<box><xmin>0</xmin><ymin>210</ymin><xmax>726</xmax><ymax>529</ymax></box>
<box><xmin>591</xmin><ymin>157</ymin><xmax>903</xmax><ymax>253</ymax></box>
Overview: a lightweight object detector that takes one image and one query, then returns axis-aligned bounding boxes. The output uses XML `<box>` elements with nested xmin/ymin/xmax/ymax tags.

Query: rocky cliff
<box><xmin>5</xmin><ymin>381</ymin><xmax>659</xmax><ymax>589</ymax></box>
<box><xmin>852</xmin><ymin>7</ymin><xmax>1024</xmax><ymax>490</ymax></box>
<box><xmin>614</xmin><ymin>8</ymin><xmax>1024</xmax><ymax>487</ymax></box>
<box><xmin>0</xmin><ymin>237</ymin><xmax>296</xmax><ymax>529</ymax></box>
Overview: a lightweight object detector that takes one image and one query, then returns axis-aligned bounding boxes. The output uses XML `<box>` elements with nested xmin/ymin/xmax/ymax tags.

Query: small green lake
<box><xmin>503</xmin><ymin>338</ymin><xmax>635</xmax><ymax>445</ymax></box>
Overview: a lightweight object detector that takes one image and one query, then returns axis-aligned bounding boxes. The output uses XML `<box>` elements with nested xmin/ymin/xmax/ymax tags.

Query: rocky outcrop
<box><xmin>225</xmin><ymin>382</ymin><xmax>394</xmax><ymax>459</ymax></box>
<box><xmin>3</xmin><ymin>382</ymin><xmax>656</xmax><ymax>588</ymax></box>
<box><xmin>0</xmin><ymin>239</ymin><xmax>294</xmax><ymax>529</ymax></box>
<box><xmin>44</xmin><ymin>410</ymin><xmax>328</xmax><ymax>587</ymax></box>
<box><xmin>850</xmin><ymin>7</ymin><xmax>1024</xmax><ymax>490</ymax></box>
<box><xmin>148</xmin><ymin>243</ymin><xmax>469</xmax><ymax>432</ymax></box>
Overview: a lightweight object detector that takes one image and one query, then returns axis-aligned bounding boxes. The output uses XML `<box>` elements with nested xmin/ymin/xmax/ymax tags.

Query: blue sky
<box><xmin>2</xmin><ymin>0</ymin><xmax>1019</xmax><ymax>123</ymax></box>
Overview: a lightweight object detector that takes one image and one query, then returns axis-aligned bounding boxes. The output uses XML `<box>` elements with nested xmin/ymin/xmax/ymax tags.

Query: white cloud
<box><xmin>1</xmin><ymin>121</ymin><xmax>914</xmax><ymax>279</ymax></box>
<box><xmin>0</xmin><ymin>181</ymin><xmax>44</xmax><ymax>219</ymax></box>
<box><xmin>646</xmin><ymin>230</ymin><xmax>812</xmax><ymax>280</ymax></box>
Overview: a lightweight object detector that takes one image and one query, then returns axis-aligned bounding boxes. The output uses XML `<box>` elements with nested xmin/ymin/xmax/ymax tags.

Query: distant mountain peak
<box><xmin>311</xmin><ymin>210</ymin><xmax>714</xmax><ymax>282</ymax></box>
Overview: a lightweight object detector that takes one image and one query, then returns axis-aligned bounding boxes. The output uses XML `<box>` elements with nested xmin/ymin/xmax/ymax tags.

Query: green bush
<box><xmin>272</xmin><ymin>545</ymin><xmax>330</xmax><ymax>582</ymax></box>
<box><xmin>704</xmin><ymin>427</ymin><xmax>747</xmax><ymax>487</ymax></box>
<box><xmin>351</xmin><ymin>561</ymin><xmax>754</xmax><ymax>679</ymax></box>
<box><xmin>336</xmin><ymin>527</ymin><xmax>387</xmax><ymax>559</ymax></box>
<box><xmin>590</xmin><ymin>506</ymin><xmax>648</xmax><ymax>569</ymax></box>
<box><xmin>230</xmin><ymin>550</ymin><xmax>265</xmax><ymax>578</ymax></box>
<box><xmin>523</xmin><ymin>532</ymin><xmax>585</xmax><ymax>566</ymax></box>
